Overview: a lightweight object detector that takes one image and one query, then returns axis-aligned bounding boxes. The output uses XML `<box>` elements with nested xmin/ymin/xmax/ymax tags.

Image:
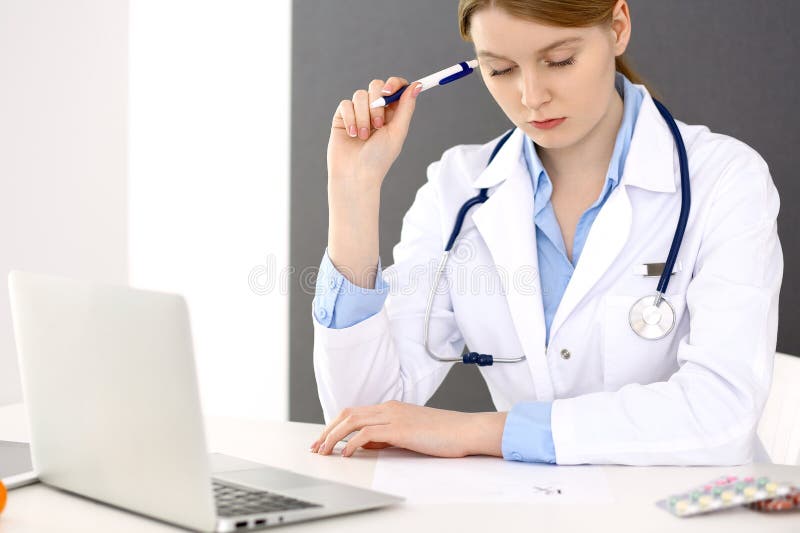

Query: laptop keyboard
<box><xmin>213</xmin><ymin>480</ymin><xmax>321</xmax><ymax>517</ymax></box>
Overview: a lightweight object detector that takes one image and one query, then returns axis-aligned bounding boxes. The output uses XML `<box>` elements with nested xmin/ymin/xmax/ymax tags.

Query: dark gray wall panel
<box><xmin>291</xmin><ymin>0</ymin><xmax>799</xmax><ymax>423</ymax></box>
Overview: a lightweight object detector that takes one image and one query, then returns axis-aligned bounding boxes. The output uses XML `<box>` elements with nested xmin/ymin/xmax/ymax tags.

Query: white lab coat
<box><xmin>312</xmin><ymin>84</ymin><xmax>782</xmax><ymax>466</ymax></box>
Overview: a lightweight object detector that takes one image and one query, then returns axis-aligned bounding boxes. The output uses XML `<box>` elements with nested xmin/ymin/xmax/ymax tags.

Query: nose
<box><xmin>520</xmin><ymin>69</ymin><xmax>550</xmax><ymax>111</ymax></box>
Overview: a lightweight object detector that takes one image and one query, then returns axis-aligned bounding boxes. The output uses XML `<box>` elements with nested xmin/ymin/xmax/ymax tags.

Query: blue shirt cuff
<box><xmin>501</xmin><ymin>401</ymin><xmax>556</xmax><ymax>464</ymax></box>
<box><xmin>312</xmin><ymin>248</ymin><xmax>389</xmax><ymax>329</ymax></box>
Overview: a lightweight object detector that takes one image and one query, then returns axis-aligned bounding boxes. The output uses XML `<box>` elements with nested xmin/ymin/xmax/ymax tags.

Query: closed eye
<box><xmin>489</xmin><ymin>67</ymin><xmax>514</xmax><ymax>77</ymax></box>
<box><xmin>489</xmin><ymin>56</ymin><xmax>576</xmax><ymax>77</ymax></box>
<box><xmin>547</xmin><ymin>56</ymin><xmax>576</xmax><ymax>68</ymax></box>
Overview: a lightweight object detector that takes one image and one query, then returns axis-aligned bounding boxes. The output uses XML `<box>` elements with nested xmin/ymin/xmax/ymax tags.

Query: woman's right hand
<box><xmin>327</xmin><ymin>77</ymin><xmax>422</xmax><ymax>190</ymax></box>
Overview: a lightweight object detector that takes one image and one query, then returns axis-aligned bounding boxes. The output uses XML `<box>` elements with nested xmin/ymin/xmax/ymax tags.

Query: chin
<box><xmin>520</xmin><ymin>124</ymin><xmax>567</xmax><ymax>149</ymax></box>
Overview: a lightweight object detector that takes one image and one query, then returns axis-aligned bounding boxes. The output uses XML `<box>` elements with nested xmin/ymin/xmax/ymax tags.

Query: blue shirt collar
<box><xmin>523</xmin><ymin>71</ymin><xmax>644</xmax><ymax>208</ymax></box>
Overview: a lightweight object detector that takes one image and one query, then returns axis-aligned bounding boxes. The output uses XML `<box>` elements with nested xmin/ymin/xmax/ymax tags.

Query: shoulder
<box><xmin>676</xmin><ymin>119</ymin><xmax>779</xmax><ymax>223</ymax></box>
<box><xmin>425</xmin><ymin>130</ymin><xmax>511</xmax><ymax>187</ymax></box>
<box><xmin>678</xmin><ymin>120</ymin><xmax>773</xmax><ymax>194</ymax></box>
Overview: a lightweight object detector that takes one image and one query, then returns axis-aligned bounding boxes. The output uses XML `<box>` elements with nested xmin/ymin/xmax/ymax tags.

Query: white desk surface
<box><xmin>1</xmin><ymin>403</ymin><xmax>798</xmax><ymax>532</ymax></box>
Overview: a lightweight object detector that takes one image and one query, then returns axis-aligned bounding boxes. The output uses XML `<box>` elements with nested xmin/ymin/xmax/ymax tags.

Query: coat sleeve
<box><xmin>551</xmin><ymin>146</ymin><xmax>783</xmax><ymax>465</ymax></box>
<box><xmin>312</xmin><ymin>160</ymin><xmax>465</xmax><ymax>423</ymax></box>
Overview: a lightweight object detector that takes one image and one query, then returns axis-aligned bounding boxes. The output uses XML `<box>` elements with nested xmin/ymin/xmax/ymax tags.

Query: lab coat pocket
<box><xmin>601</xmin><ymin>293</ymin><xmax>686</xmax><ymax>391</ymax></box>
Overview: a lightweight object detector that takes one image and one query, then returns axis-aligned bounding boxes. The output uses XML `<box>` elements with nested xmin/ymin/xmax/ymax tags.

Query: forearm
<box><xmin>327</xmin><ymin>182</ymin><xmax>381</xmax><ymax>289</ymax></box>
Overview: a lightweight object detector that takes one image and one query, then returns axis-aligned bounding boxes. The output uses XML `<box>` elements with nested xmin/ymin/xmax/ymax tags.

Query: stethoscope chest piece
<box><xmin>628</xmin><ymin>294</ymin><xmax>676</xmax><ymax>340</ymax></box>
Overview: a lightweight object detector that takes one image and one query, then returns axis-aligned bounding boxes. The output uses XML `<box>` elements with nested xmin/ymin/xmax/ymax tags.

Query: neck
<box><xmin>537</xmin><ymin>88</ymin><xmax>624</xmax><ymax>186</ymax></box>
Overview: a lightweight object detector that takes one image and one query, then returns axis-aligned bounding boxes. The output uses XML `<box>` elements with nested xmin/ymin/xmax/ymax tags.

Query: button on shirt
<box><xmin>313</xmin><ymin>71</ymin><xmax>644</xmax><ymax>464</ymax></box>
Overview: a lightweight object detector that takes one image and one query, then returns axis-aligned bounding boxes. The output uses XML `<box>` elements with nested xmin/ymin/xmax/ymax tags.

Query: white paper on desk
<box><xmin>372</xmin><ymin>448</ymin><xmax>614</xmax><ymax>504</ymax></box>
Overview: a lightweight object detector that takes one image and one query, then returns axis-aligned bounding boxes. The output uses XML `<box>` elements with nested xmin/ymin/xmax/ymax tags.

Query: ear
<box><xmin>610</xmin><ymin>0</ymin><xmax>632</xmax><ymax>56</ymax></box>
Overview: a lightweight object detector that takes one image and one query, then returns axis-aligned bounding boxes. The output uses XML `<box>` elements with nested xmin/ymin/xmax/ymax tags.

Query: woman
<box><xmin>309</xmin><ymin>0</ymin><xmax>782</xmax><ymax>465</ymax></box>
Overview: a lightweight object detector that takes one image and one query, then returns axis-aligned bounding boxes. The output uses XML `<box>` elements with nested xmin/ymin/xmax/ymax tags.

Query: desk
<box><xmin>1</xmin><ymin>403</ymin><xmax>798</xmax><ymax>532</ymax></box>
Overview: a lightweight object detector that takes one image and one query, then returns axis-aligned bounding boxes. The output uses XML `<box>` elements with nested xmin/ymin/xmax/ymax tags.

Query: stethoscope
<box><xmin>424</xmin><ymin>98</ymin><xmax>690</xmax><ymax>367</ymax></box>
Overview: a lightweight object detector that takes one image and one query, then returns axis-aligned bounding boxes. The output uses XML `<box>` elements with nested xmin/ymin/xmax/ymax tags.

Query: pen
<box><xmin>369</xmin><ymin>59</ymin><xmax>479</xmax><ymax>108</ymax></box>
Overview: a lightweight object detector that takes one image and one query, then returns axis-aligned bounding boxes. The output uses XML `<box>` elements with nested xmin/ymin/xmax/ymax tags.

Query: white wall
<box><xmin>0</xmin><ymin>0</ymin><xmax>129</xmax><ymax>405</ymax></box>
<box><xmin>129</xmin><ymin>1</ymin><xmax>291</xmax><ymax>421</ymax></box>
<box><xmin>0</xmin><ymin>0</ymin><xmax>289</xmax><ymax>420</ymax></box>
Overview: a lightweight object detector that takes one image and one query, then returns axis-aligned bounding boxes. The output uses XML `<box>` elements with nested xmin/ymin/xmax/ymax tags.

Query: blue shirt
<box><xmin>313</xmin><ymin>71</ymin><xmax>644</xmax><ymax>464</ymax></box>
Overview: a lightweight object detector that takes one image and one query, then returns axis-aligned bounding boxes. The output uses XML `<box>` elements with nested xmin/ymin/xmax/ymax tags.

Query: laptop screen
<box><xmin>0</xmin><ymin>441</ymin><xmax>32</xmax><ymax>479</ymax></box>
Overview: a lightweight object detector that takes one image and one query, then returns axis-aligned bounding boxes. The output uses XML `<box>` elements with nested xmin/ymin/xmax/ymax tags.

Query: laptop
<box><xmin>0</xmin><ymin>440</ymin><xmax>37</xmax><ymax>489</ymax></box>
<box><xmin>8</xmin><ymin>271</ymin><xmax>402</xmax><ymax>531</ymax></box>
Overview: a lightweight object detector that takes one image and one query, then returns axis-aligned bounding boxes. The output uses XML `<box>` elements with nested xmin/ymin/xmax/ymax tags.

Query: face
<box><xmin>469</xmin><ymin>2</ymin><xmax>630</xmax><ymax>150</ymax></box>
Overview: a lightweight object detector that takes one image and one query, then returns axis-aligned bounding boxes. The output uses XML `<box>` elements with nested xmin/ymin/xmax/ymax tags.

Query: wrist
<box><xmin>328</xmin><ymin>172</ymin><xmax>383</xmax><ymax>199</ymax></box>
<box><xmin>464</xmin><ymin>411</ymin><xmax>507</xmax><ymax>457</ymax></box>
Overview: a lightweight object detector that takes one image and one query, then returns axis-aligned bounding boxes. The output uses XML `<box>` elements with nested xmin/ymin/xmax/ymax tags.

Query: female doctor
<box><xmin>309</xmin><ymin>0</ymin><xmax>783</xmax><ymax>465</ymax></box>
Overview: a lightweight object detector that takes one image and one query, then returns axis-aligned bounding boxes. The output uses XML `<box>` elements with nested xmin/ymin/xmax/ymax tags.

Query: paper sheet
<box><xmin>372</xmin><ymin>448</ymin><xmax>615</xmax><ymax>504</ymax></box>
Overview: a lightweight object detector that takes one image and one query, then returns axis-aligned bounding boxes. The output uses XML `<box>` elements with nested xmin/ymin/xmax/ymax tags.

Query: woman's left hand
<box><xmin>309</xmin><ymin>400</ymin><xmax>506</xmax><ymax>458</ymax></box>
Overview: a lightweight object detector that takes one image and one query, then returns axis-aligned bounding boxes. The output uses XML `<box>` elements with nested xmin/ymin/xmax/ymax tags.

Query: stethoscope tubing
<box><xmin>424</xmin><ymin>98</ymin><xmax>689</xmax><ymax>365</ymax></box>
<box><xmin>651</xmin><ymin>99</ymin><xmax>691</xmax><ymax>300</ymax></box>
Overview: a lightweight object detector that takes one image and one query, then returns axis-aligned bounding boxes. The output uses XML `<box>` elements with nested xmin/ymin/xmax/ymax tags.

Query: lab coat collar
<box><xmin>620</xmin><ymin>86</ymin><xmax>678</xmax><ymax>193</ymax></box>
<box><xmin>472</xmin><ymin>128</ymin><xmax>526</xmax><ymax>189</ymax></box>
<box><xmin>472</xmin><ymin>84</ymin><xmax>678</xmax><ymax>194</ymax></box>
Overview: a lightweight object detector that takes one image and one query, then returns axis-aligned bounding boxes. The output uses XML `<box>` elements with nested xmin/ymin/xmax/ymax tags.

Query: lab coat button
<box><xmin>560</xmin><ymin>348</ymin><xmax>571</xmax><ymax>360</ymax></box>
<box><xmin>317</xmin><ymin>308</ymin><xmax>328</xmax><ymax>320</ymax></box>
<box><xmin>511</xmin><ymin>452</ymin><xmax>522</xmax><ymax>461</ymax></box>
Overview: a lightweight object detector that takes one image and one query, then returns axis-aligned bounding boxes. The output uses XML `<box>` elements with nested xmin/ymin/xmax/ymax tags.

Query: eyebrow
<box><xmin>476</xmin><ymin>37</ymin><xmax>584</xmax><ymax>60</ymax></box>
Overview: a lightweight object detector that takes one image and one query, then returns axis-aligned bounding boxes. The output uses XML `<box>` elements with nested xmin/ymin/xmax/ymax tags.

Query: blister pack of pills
<box><xmin>748</xmin><ymin>485</ymin><xmax>800</xmax><ymax>513</ymax></box>
<box><xmin>656</xmin><ymin>475</ymin><xmax>798</xmax><ymax>517</ymax></box>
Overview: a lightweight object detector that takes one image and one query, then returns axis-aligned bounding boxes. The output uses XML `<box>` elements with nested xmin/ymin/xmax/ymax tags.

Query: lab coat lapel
<box><xmin>472</xmin><ymin>131</ymin><xmax>555</xmax><ymax>401</ymax></box>
<box><xmin>549</xmin><ymin>185</ymin><xmax>633</xmax><ymax>338</ymax></box>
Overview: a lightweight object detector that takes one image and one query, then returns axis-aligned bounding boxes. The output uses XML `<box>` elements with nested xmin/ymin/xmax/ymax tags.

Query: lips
<box><xmin>529</xmin><ymin>117</ymin><xmax>566</xmax><ymax>130</ymax></box>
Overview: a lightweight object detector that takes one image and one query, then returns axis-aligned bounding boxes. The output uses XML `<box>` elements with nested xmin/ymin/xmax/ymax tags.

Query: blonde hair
<box><xmin>457</xmin><ymin>0</ymin><xmax>659</xmax><ymax>98</ymax></box>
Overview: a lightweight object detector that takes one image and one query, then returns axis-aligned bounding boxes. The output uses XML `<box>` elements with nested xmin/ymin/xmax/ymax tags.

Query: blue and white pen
<box><xmin>369</xmin><ymin>59</ymin><xmax>479</xmax><ymax>109</ymax></box>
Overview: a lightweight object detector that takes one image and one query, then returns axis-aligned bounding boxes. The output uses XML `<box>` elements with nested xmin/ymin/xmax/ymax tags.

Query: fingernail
<box><xmin>359</xmin><ymin>127</ymin><xmax>369</xmax><ymax>139</ymax></box>
<box><xmin>374</xmin><ymin>116</ymin><xmax>383</xmax><ymax>129</ymax></box>
<box><xmin>382</xmin><ymin>85</ymin><xmax>392</xmax><ymax>94</ymax></box>
<box><xmin>412</xmin><ymin>84</ymin><xmax>422</xmax><ymax>98</ymax></box>
<box><xmin>348</xmin><ymin>125</ymin><xmax>357</xmax><ymax>137</ymax></box>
